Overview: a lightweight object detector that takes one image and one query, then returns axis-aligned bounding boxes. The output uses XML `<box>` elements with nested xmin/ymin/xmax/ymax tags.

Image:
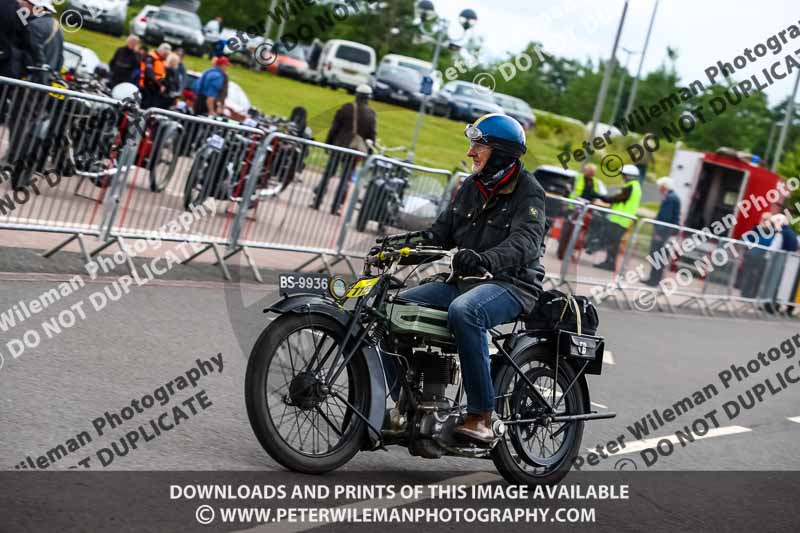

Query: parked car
<box><xmin>265</xmin><ymin>42</ymin><xmax>309</xmax><ymax>79</ymax></box>
<box><xmin>183</xmin><ymin>71</ymin><xmax>253</xmax><ymax>121</ymax></box>
<box><xmin>371</xmin><ymin>64</ymin><xmax>424</xmax><ymax>109</ymax></box>
<box><xmin>130</xmin><ymin>4</ymin><xmax>159</xmax><ymax>38</ymax></box>
<box><xmin>493</xmin><ymin>93</ymin><xmax>536</xmax><ymax>130</ymax></box>
<box><xmin>429</xmin><ymin>81</ymin><xmax>504</xmax><ymax>121</ymax></box>
<box><xmin>379</xmin><ymin>54</ymin><xmax>440</xmax><ymax>92</ymax></box>
<box><xmin>63</xmin><ymin>42</ymin><xmax>108</xmax><ymax>78</ymax></box>
<box><xmin>315</xmin><ymin>39</ymin><xmax>376</xmax><ymax>91</ymax></box>
<box><xmin>67</xmin><ymin>0</ymin><xmax>128</xmax><ymax>37</ymax></box>
<box><xmin>143</xmin><ymin>6</ymin><xmax>206</xmax><ymax>56</ymax></box>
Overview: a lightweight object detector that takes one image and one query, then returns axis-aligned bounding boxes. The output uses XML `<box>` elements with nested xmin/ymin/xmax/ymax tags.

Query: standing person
<box><xmin>643</xmin><ymin>177</ymin><xmax>681</xmax><ymax>286</ymax></box>
<box><xmin>591</xmin><ymin>164</ymin><xmax>641</xmax><ymax>271</ymax></box>
<box><xmin>570</xmin><ymin>163</ymin><xmax>601</xmax><ymax>201</ymax></box>
<box><xmin>161</xmin><ymin>52</ymin><xmax>183</xmax><ymax>109</ymax></box>
<box><xmin>0</xmin><ymin>0</ymin><xmax>37</xmax><ymax>79</ymax></box>
<box><xmin>380</xmin><ymin>114</ymin><xmax>546</xmax><ymax>443</ymax></box>
<box><xmin>739</xmin><ymin>212</ymin><xmax>775</xmax><ymax>299</ymax></box>
<box><xmin>203</xmin><ymin>16</ymin><xmax>223</xmax><ymax>58</ymax></box>
<box><xmin>174</xmin><ymin>48</ymin><xmax>187</xmax><ymax>91</ymax></box>
<box><xmin>312</xmin><ymin>84</ymin><xmax>377</xmax><ymax>215</ymax></box>
<box><xmin>191</xmin><ymin>56</ymin><xmax>229</xmax><ymax>117</ymax></box>
<box><xmin>21</xmin><ymin>0</ymin><xmax>63</xmax><ymax>83</ymax></box>
<box><xmin>109</xmin><ymin>35</ymin><xmax>140</xmax><ymax>88</ymax></box>
<box><xmin>138</xmin><ymin>42</ymin><xmax>171</xmax><ymax>109</ymax></box>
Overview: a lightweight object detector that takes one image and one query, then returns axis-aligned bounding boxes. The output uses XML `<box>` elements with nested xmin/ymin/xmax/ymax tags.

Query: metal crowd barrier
<box><xmin>0</xmin><ymin>75</ymin><xmax>128</xmax><ymax>262</ymax></box>
<box><xmin>97</xmin><ymin>108</ymin><xmax>267</xmax><ymax>279</ymax></box>
<box><xmin>331</xmin><ymin>155</ymin><xmax>454</xmax><ymax>276</ymax></box>
<box><xmin>229</xmin><ymin>131</ymin><xmax>368</xmax><ymax>277</ymax></box>
<box><xmin>2</xmin><ymin>75</ymin><xmax>799</xmax><ymax>320</ymax></box>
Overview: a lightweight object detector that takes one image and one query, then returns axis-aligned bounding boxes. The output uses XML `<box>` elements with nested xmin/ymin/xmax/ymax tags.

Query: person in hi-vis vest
<box><xmin>570</xmin><ymin>163</ymin><xmax>603</xmax><ymax>202</ymax></box>
<box><xmin>588</xmin><ymin>165</ymin><xmax>641</xmax><ymax>271</ymax></box>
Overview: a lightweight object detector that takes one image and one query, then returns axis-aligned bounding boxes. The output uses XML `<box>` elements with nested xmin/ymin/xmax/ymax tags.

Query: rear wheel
<box><xmin>491</xmin><ymin>346</ymin><xmax>585</xmax><ymax>485</ymax></box>
<box><xmin>245</xmin><ymin>313</ymin><xmax>370</xmax><ymax>474</ymax></box>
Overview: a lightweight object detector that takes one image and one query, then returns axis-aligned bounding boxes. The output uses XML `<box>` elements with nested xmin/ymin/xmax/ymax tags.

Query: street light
<box><xmin>609</xmin><ymin>47</ymin><xmax>639</xmax><ymax>124</ymax></box>
<box><xmin>407</xmin><ymin>2</ymin><xmax>478</xmax><ymax>163</ymax></box>
<box><xmin>623</xmin><ymin>0</ymin><xmax>660</xmax><ymax>119</ymax></box>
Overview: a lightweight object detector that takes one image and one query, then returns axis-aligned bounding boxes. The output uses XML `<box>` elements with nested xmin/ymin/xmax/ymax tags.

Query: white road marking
<box><xmin>234</xmin><ymin>471</ymin><xmax>501</xmax><ymax>533</ymax></box>
<box><xmin>788</xmin><ymin>416</ymin><xmax>800</xmax><ymax>424</ymax></box>
<box><xmin>587</xmin><ymin>425</ymin><xmax>752</xmax><ymax>456</ymax></box>
<box><xmin>591</xmin><ymin>401</ymin><xmax>608</xmax><ymax>409</ymax></box>
<box><xmin>604</xmin><ymin>350</ymin><xmax>615</xmax><ymax>365</ymax></box>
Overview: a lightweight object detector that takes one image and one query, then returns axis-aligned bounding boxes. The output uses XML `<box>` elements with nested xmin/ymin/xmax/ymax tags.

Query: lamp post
<box><xmin>407</xmin><ymin>1</ymin><xmax>478</xmax><ymax>163</ymax></box>
<box><xmin>609</xmin><ymin>47</ymin><xmax>639</xmax><ymax>124</ymax></box>
<box><xmin>623</xmin><ymin>0</ymin><xmax>660</xmax><ymax>119</ymax></box>
<box><xmin>588</xmin><ymin>0</ymin><xmax>629</xmax><ymax>143</ymax></box>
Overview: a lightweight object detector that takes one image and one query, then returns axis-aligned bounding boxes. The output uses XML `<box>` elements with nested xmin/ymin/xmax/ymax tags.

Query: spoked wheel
<box><xmin>492</xmin><ymin>347</ymin><xmax>585</xmax><ymax>485</ymax></box>
<box><xmin>183</xmin><ymin>151</ymin><xmax>213</xmax><ymax>210</ymax></box>
<box><xmin>149</xmin><ymin>127</ymin><xmax>180</xmax><ymax>192</ymax></box>
<box><xmin>245</xmin><ymin>313</ymin><xmax>370</xmax><ymax>474</ymax></box>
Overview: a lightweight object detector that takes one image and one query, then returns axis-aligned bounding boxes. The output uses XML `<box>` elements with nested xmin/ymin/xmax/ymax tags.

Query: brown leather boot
<box><xmin>454</xmin><ymin>412</ymin><xmax>494</xmax><ymax>444</ymax></box>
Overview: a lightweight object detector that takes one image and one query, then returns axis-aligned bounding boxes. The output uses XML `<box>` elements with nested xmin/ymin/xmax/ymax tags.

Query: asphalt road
<box><xmin>1</xmin><ymin>275</ymin><xmax>798</xmax><ymax>474</ymax></box>
<box><xmin>1</xmin><ymin>274</ymin><xmax>799</xmax><ymax>531</ymax></box>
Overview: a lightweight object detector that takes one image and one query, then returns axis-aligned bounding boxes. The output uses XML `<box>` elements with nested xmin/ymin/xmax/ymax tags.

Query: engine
<box><xmin>407</xmin><ymin>349</ymin><xmax>463</xmax><ymax>459</ymax></box>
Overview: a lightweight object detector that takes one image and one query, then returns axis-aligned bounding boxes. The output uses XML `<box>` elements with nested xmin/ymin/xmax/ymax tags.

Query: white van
<box><xmin>318</xmin><ymin>40</ymin><xmax>377</xmax><ymax>91</ymax></box>
<box><xmin>379</xmin><ymin>54</ymin><xmax>440</xmax><ymax>92</ymax></box>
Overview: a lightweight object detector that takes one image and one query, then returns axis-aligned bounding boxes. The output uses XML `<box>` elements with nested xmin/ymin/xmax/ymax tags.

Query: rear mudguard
<box><xmin>265</xmin><ymin>295</ymin><xmax>387</xmax><ymax>450</ymax></box>
<box><xmin>494</xmin><ymin>335</ymin><xmax>592</xmax><ymax>415</ymax></box>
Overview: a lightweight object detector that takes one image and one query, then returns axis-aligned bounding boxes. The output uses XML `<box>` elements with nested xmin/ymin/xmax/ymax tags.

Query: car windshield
<box><xmin>397</xmin><ymin>61</ymin><xmax>430</xmax><ymax>75</ymax></box>
<box><xmin>497</xmin><ymin>96</ymin><xmax>529</xmax><ymax>112</ymax></box>
<box><xmin>378</xmin><ymin>65</ymin><xmax>421</xmax><ymax>82</ymax></box>
<box><xmin>155</xmin><ymin>9</ymin><xmax>201</xmax><ymax>29</ymax></box>
<box><xmin>335</xmin><ymin>45</ymin><xmax>371</xmax><ymax>65</ymax></box>
<box><xmin>62</xmin><ymin>47</ymin><xmax>82</xmax><ymax>73</ymax></box>
<box><xmin>274</xmin><ymin>43</ymin><xmax>306</xmax><ymax>60</ymax></box>
<box><xmin>453</xmin><ymin>84</ymin><xmax>494</xmax><ymax>102</ymax></box>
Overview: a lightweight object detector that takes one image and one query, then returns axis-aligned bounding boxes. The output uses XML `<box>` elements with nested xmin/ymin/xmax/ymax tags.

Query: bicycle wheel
<box><xmin>491</xmin><ymin>346</ymin><xmax>585</xmax><ymax>485</ymax></box>
<box><xmin>245</xmin><ymin>313</ymin><xmax>370</xmax><ymax>474</ymax></box>
<box><xmin>183</xmin><ymin>150</ymin><xmax>213</xmax><ymax>210</ymax></box>
<box><xmin>149</xmin><ymin>126</ymin><xmax>180</xmax><ymax>193</ymax></box>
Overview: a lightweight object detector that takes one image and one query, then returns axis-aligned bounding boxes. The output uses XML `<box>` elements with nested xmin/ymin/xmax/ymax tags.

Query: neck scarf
<box><xmin>476</xmin><ymin>160</ymin><xmax>519</xmax><ymax>199</ymax></box>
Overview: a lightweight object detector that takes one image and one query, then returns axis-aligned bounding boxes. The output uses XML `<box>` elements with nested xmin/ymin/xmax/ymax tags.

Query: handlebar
<box><xmin>365</xmin><ymin>246</ymin><xmax>494</xmax><ymax>282</ymax></box>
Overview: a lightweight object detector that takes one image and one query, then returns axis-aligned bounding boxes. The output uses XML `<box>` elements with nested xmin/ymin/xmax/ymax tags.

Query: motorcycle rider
<box><xmin>380</xmin><ymin>113</ymin><xmax>546</xmax><ymax>444</ymax></box>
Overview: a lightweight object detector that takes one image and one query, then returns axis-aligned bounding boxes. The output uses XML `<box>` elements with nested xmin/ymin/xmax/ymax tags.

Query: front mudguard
<box><xmin>493</xmin><ymin>334</ymin><xmax>592</xmax><ymax>415</ymax></box>
<box><xmin>266</xmin><ymin>295</ymin><xmax>387</xmax><ymax>450</ymax></box>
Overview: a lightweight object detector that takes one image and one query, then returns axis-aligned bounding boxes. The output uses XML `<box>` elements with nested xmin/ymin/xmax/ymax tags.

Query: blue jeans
<box><xmin>398</xmin><ymin>282</ymin><xmax>522</xmax><ymax>414</ymax></box>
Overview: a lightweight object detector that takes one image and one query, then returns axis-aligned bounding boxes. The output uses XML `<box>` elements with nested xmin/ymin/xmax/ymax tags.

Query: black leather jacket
<box><xmin>429</xmin><ymin>163</ymin><xmax>547</xmax><ymax>313</ymax></box>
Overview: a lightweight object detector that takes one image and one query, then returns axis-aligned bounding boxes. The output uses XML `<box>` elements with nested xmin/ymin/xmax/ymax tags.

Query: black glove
<box><xmin>452</xmin><ymin>249</ymin><xmax>487</xmax><ymax>275</ymax></box>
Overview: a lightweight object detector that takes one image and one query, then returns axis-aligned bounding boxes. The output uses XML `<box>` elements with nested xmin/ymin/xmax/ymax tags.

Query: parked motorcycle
<box><xmin>356</xmin><ymin>140</ymin><xmax>414</xmax><ymax>233</ymax></box>
<box><xmin>245</xmin><ymin>240</ymin><xmax>614</xmax><ymax>485</ymax></box>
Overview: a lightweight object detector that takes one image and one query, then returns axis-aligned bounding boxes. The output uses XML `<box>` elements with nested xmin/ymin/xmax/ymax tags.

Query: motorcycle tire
<box><xmin>245</xmin><ymin>313</ymin><xmax>370</xmax><ymax>474</ymax></box>
<box><xmin>491</xmin><ymin>345</ymin><xmax>586</xmax><ymax>486</ymax></box>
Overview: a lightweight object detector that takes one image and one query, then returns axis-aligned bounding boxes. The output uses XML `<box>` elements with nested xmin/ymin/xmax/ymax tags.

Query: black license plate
<box><xmin>278</xmin><ymin>272</ymin><xmax>330</xmax><ymax>296</ymax></box>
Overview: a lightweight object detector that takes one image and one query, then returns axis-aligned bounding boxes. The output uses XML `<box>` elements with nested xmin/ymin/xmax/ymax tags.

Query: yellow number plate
<box><xmin>346</xmin><ymin>277</ymin><xmax>379</xmax><ymax>298</ymax></box>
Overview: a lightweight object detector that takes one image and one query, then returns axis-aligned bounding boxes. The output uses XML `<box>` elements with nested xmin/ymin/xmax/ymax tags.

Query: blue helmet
<box><xmin>465</xmin><ymin>113</ymin><xmax>527</xmax><ymax>157</ymax></box>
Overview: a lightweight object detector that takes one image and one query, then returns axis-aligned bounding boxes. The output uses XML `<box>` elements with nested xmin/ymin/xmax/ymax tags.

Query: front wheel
<box><xmin>491</xmin><ymin>346</ymin><xmax>586</xmax><ymax>485</ymax></box>
<box><xmin>245</xmin><ymin>313</ymin><xmax>371</xmax><ymax>474</ymax></box>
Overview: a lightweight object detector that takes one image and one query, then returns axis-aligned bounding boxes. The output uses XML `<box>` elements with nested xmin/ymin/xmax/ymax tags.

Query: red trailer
<box><xmin>668</xmin><ymin>147</ymin><xmax>784</xmax><ymax>238</ymax></box>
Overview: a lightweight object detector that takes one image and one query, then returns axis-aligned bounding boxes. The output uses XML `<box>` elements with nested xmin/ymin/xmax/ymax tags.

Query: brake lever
<box><xmin>446</xmin><ymin>267</ymin><xmax>493</xmax><ymax>283</ymax></box>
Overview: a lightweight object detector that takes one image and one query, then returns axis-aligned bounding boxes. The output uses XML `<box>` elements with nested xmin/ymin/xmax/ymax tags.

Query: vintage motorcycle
<box><xmin>245</xmin><ymin>240</ymin><xmax>614</xmax><ymax>485</ymax></box>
